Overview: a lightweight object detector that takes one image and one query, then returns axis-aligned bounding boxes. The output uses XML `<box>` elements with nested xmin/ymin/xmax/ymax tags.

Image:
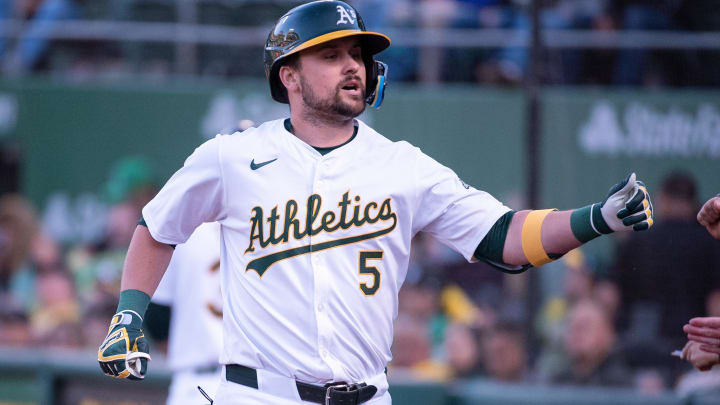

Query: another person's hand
<box><xmin>697</xmin><ymin>196</ymin><xmax>720</xmax><ymax>239</ymax></box>
<box><xmin>98</xmin><ymin>310</ymin><xmax>151</xmax><ymax>379</ymax></box>
<box><xmin>684</xmin><ymin>317</ymin><xmax>720</xmax><ymax>355</ymax></box>
<box><xmin>681</xmin><ymin>341</ymin><xmax>719</xmax><ymax>371</ymax></box>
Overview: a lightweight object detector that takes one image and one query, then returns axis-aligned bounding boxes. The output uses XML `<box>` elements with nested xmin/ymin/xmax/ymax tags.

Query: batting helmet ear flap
<box><xmin>365</xmin><ymin>60</ymin><xmax>388</xmax><ymax>109</ymax></box>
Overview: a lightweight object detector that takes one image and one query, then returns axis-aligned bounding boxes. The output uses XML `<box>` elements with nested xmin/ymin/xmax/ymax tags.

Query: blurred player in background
<box><xmin>147</xmin><ymin>221</ymin><xmax>222</xmax><ymax>405</ymax></box>
<box><xmin>682</xmin><ymin>195</ymin><xmax>720</xmax><ymax>371</ymax></box>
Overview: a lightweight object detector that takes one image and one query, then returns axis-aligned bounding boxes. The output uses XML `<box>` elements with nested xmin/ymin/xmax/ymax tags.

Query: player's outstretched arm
<box><xmin>502</xmin><ymin>173</ymin><xmax>653</xmax><ymax>266</ymax></box>
<box><xmin>684</xmin><ymin>317</ymin><xmax>720</xmax><ymax>355</ymax></box>
<box><xmin>98</xmin><ymin>225</ymin><xmax>174</xmax><ymax>380</ymax></box>
<box><xmin>698</xmin><ymin>196</ymin><xmax>720</xmax><ymax>240</ymax></box>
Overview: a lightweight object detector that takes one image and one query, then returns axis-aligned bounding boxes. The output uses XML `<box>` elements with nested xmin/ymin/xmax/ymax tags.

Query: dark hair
<box><xmin>282</xmin><ymin>53</ymin><xmax>301</xmax><ymax>70</ymax></box>
<box><xmin>660</xmin><ymin>171</ymin><xmax>697</xmax><ymax>202</ymax></box>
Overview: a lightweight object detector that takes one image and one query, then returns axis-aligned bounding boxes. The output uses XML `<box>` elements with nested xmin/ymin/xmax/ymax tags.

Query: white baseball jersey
<box><xmin>142</xmin><ymin>118</ymin><xmax>510</xmax><ymax>386</ymax></box>
<box><xmin>151</xmin><ymin>222</ymin><xmax>223</xmax><ymax>405</ymax></box>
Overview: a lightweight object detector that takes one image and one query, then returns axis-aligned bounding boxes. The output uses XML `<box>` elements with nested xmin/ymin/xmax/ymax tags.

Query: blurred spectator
<box><xmin>444</xmin><ymin>322</ymin><xmax>483</xmax><ymax>379</ymax></box>
<box><xmin>0</xmin><ymin>2</ymin><xmax>12</xmax><ymax>75</ymax></box>
<box><xmin>535</xmin><ymin>0</ymin><xmax>613</xmax><ymax>85</ymax></box>
<box><xmin>0</xmin><ymin>303</ymin><xmax>32</xmax><ymax>347</ymax></box>
<box><xmin>397</xmin><ymin>280</ymin><xmax>448</xmax><ymax>364</ymax></box>
<box><xmin>353</xmin><ymin>0</ymin><xmax>393</xmax><ymax>30</ymax></box>
<box><xmin>35</xmin><ymin>319</ymin><xmax>83</xmax><ymax>349</ymax></box>
<box><xmin>535</xmin><ymin>249</ymin><xmax>597</xmax><ymax>382</ymax></box>
<box><xmin>406</xmin><ymin>230</ymin><xmax>464</xmax><ymax>288</ymax></box>
<box><xmin>443</xmin><ymin>0</ymin><xmax>515</xmax><ymax>83</ymax></box>
<box><xmin>443</xmin><ymin>0</ymin><xmax>613</xmax><ymax>85</ymax></box>
<box><xmin>607</xmin><ymin>171</ymin><xmax>720</xmax><ymax>384</ymax></box>
<box><xmin>481</xmin><ymin>320</ymin><xmax>530</xmax><ymax>382</ymax></box>
<box><xmin>362</xmin><ymin>0</ymin><xmax>420</xmax><ymax>82</ymax></box>
<box><xmin>417</xmin><ymin>0</ymin><xmax>458</xmax><ymax>83</ymax></box>
<box><xmin>440</xmin><ymin>283</ymin><xmax>499</xmax><ymax>332</ymax></box>
<box><xmin>399</xmin><ymin>282</ymin><xmax>441</xmax><ymax>322</ymax></box>
<box><xmin>679</xmin><ymin>1</ymin><xmax>720</xmax><ymax>87</ymax></box>
<box><xmin>1</xmin><ymin>0</ymin><xmax>83</xmax><ymax>76</ymax></box>
<box><xmin>550</xmin><ymin>298</ymin><xmax>632</xmax><ymax>387</ymax></box>
<box><xmin>103</xmin><ymin>155</ymin><xmax>159</xmax><ymax>214</ymax></box>
<box><xmin>611</xmin><ymin>0</ymin><xmax>683</xmax><ymax>86</ymax></box>
<box><xmin>389</xmin><ymin>314</ymin><xmax>449</xmax><ymax>381</ymax></box>
<box><xmin>82</xmin><ymin>290</ymin><xmax>118</xmax><ymax>349</ymax></box>
<box><xmin>69</xmin><ymin>156</ymin><xmax>158</xmax><ymax>307</ymax></box>
<box><xmin>443</xmin><ymin>260</ymin><xmax>506</xmax><ymax>322</ymax></box>
<box><xmin>489</xmin><ymin>0</ymin><xmax>579</xmax><ymax>85</ymax></box>
<box><xmin>0</xmin><ymin>193</ymin><xmax>40</xmax><ymax>313</ymax></box>
<box><xmin>30</xmin><ymin>268</ymin><xmax>81</xmax><ymax>347</ymax></box>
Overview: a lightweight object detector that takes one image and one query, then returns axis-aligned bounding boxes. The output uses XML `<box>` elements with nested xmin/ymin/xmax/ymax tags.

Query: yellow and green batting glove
<box><xmin>571</xmin><ymin>173</ymin><xmax>654</xmax><ymax>243</ymax></box>
<box><xmin>98</xmin><ymin>290</ymin><xmax>152</xmax><ymax>380</ymax></box>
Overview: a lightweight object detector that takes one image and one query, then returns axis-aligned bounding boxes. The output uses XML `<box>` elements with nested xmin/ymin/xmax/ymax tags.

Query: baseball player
<box><xmin>148</xmin><ymin>221</ymin><xmax>223</xmax><ymax>405</ymax></box>
<box><xmin>97</xmin><ymin>2</ymin><xmax>655</xmax><ymax>404</ymax></box>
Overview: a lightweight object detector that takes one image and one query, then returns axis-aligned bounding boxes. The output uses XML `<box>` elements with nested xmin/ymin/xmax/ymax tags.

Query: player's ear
<box><xmin>279</xmin><ymin>64</ymin><xmax>300</xmax><ymax>95</ymax></box>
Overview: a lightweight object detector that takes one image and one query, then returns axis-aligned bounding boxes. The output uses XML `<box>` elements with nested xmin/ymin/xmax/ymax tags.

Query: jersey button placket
<box><xmin>311</xmin><ymin>159</ymin><xmax>332</xmax><ymax>369</ymax></box>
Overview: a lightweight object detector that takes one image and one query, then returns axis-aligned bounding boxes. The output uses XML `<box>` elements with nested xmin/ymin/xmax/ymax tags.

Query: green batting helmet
<box><xmin>264</xmin><ymin>0</ymin><xmax>391</xmax><ymax>108</ymax></box>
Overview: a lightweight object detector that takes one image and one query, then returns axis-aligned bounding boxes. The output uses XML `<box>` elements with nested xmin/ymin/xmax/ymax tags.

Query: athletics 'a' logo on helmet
<box><xmin>336</xmin><ymin>5</ymin><xmax>356</xmax><ymax>25</ymax></box>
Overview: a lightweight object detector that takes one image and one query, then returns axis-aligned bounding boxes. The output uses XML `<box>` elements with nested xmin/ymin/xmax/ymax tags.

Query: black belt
<box><xmin>225</xmin><ymin>364</ymin><xmax>378</xmax><ymax>405</ymax></box>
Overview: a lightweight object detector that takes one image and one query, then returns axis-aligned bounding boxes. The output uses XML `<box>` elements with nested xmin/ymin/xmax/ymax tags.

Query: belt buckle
<box><xmin>325</xmin><ymin>383</ymin><xmax>349</xmax><ymax>405</ymax></box>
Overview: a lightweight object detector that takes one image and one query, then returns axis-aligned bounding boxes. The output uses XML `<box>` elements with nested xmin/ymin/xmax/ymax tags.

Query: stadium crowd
<box><xmin>0</xmin><ymin>0</ymin><xmax>719</xmax><ymax>86</ymax></box>
<box><xmin>1</xmin><ymin>154</ymin><xmax>719</xmax><ymax>396</ymax></box>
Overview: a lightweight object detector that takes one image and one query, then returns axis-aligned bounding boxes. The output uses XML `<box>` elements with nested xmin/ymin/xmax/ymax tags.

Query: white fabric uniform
<box><xmin>143</xmin><ymin>118</ymin><xmax>510</xmax><ymax>404</ymax></box>
<box><xmin>152</xmin><ymin>222</ymin><xmax>223</xmax><ymax>405</ymax></box>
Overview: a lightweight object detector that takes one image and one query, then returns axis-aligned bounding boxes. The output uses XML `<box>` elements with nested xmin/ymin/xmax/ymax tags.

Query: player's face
<box><xmin>296</xmin><ymin>38</ymin><xmax>366</xmax><ymax>119</ymax></box>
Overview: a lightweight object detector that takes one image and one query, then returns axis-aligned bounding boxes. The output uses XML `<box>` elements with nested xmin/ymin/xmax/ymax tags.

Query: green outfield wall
<box><xmin>1</xmin><ymin>79</ymin><xmax>718</xmax><ymax>208</ymax></box>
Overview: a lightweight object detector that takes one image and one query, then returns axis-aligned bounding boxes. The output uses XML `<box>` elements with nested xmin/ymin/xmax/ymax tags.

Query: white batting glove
<box><xmin>598</xmin><ymin>173</ymin><xmax>654</xmax><ymax>232</ymax></box>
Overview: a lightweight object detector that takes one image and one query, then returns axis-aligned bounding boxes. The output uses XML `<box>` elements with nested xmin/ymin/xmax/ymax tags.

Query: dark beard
<box><xmin>299</xmin><ymin>74</ymin><xmax>365</xmax><ymax>120</ymax></box>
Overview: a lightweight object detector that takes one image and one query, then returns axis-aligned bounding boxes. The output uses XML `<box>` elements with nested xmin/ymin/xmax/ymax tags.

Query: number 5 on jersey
<box><xmin>359</xmin><ymin>251</ymin><xmax>382</xmax><ymax>296</ymax></box>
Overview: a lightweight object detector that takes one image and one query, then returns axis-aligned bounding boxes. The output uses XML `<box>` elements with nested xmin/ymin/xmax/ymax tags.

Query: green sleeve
<box><xmin>474</xmin><ymin>210</ymin><xmax>531</xmax><ymax>274</ymax></box>
<box><xmin>474</xmin><ymin>210</ymin><xmax>515</xmax><ymax>263</ymax></box>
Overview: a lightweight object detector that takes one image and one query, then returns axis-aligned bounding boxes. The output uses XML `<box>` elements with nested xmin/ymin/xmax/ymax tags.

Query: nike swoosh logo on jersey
<box><xmin>246</xmin><ymin>217</ymin><xmax>397</xmax><ymax>276</ymax></box>
<box><xmin>250</xmin><ymin>158</ymin><xmax>277</xmax><ymax>170</ymax></box>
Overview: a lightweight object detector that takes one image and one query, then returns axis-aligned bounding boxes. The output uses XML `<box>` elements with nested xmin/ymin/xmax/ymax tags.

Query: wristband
<box><xmin>570</xmin><ymin>204</ymin><xmax>601</xmax><ymax>243</ymax></box>
<box><xmin>116</xmin><ymin>289</ymin><xmax>151</xmax><ymax>321</ymax></box>
<box><xmin>570</xmin><ymin>203</ymin><xmax>613</xmax><ymax>243</ymax></box>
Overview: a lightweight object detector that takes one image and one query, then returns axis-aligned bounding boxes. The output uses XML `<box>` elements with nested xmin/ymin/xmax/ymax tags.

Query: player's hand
<box><xmin>98</xmin><ymin>310</ymin><xmax>151</xmax><ymax>380</ymax></box>
<box><xmin>681</xmin><ymin>341</ymin><xmax>720</xmax><ymax>371</ymax></box>
<box><xmin>684</xmin><ymin>317</ymin><xmax>720</xmax><ymax>355</ymax></box>
<box><xmin>697</xmin><ymin>196</ymin><xmax>720</xmax><ymax>240</ymax></box>
<box><xmin>599</xmin><ymin>173</ymin><xmax>654</xmax><ymax>232</ymax></box>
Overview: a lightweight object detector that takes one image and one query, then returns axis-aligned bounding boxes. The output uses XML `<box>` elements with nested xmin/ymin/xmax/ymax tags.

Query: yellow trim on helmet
<box><xmin>284</xmin><ymin>29</ymin><xmax>390</xmax><ymax>58</ymax></box>
<box><xmin>521</xmin><ymin>209</ymin><xmax>556</xmax><ymax>267</ymax></box>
